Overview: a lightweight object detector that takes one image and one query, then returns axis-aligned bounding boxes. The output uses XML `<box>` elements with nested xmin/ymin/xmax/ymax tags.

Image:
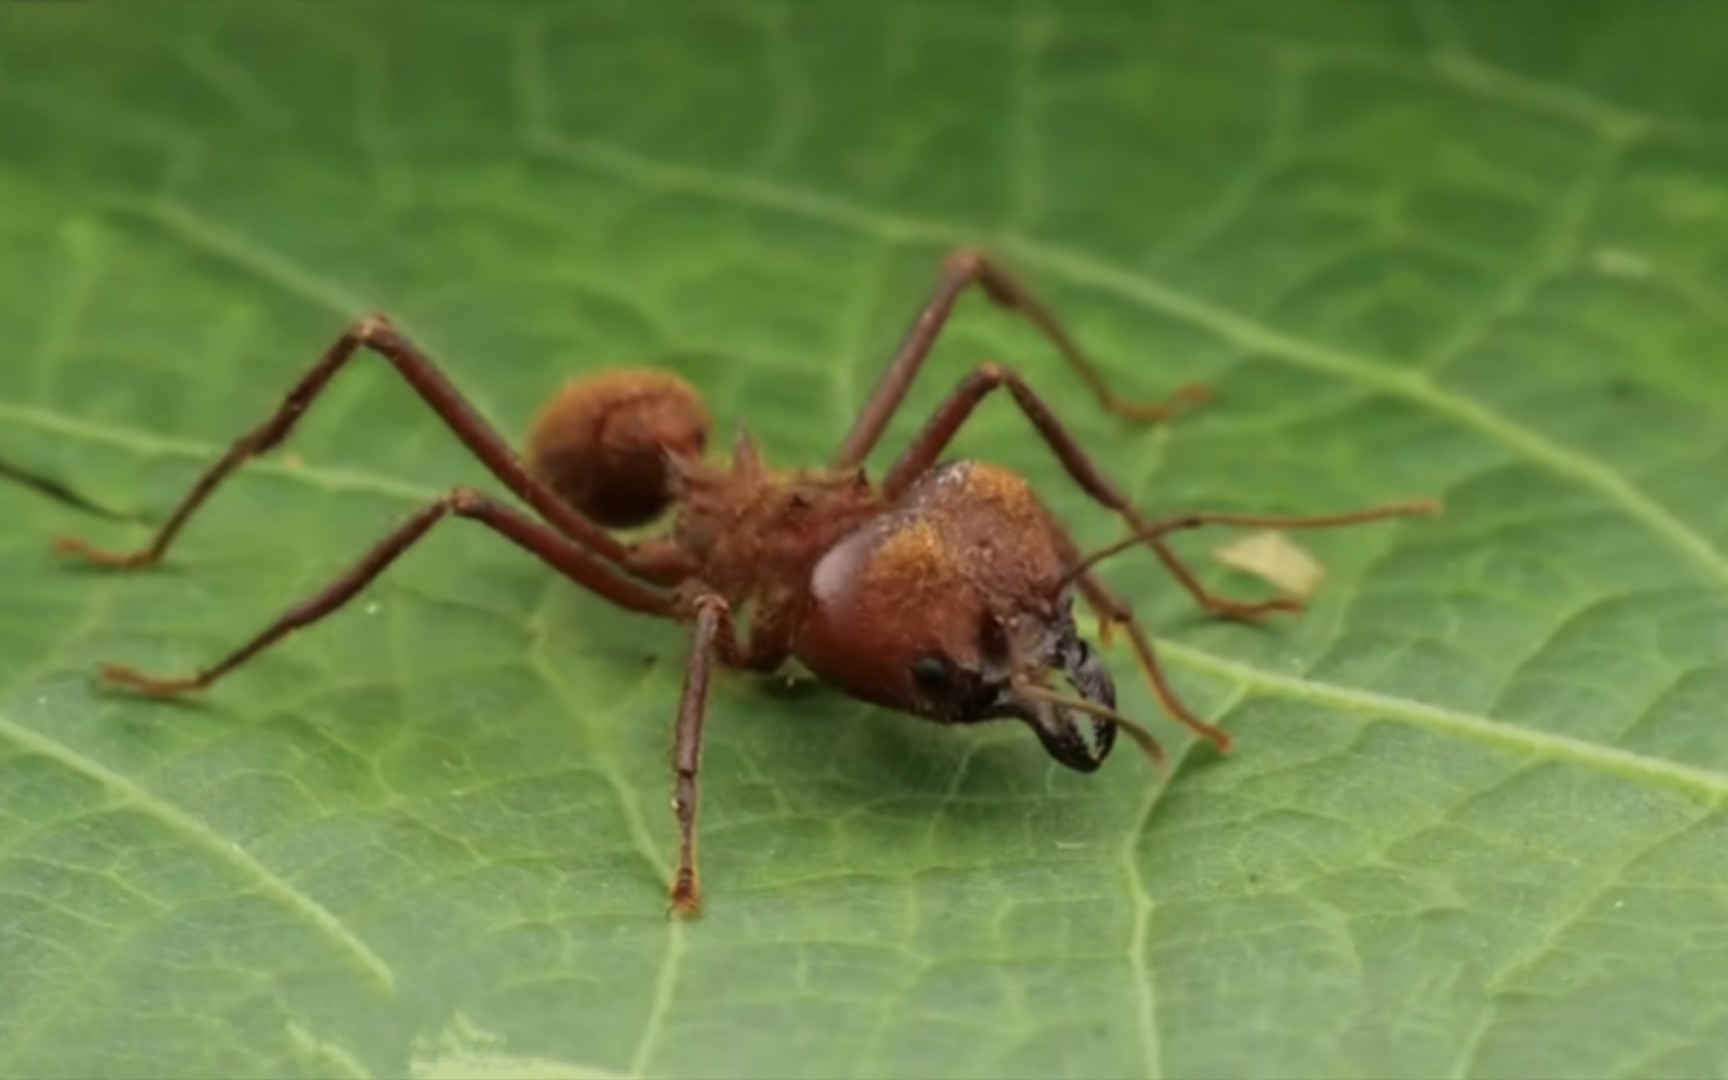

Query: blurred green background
<box><xmin>2</xmin><ymin>2</ymin><xmax>1728</xmax><ymax>1078</ymax></box>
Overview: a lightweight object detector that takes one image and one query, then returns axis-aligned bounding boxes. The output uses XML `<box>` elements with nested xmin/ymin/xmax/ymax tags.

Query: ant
<box><xmin>54</xmin><ymin>251</ymin><xmax>1438</xmax><ymax>916</ymax></box>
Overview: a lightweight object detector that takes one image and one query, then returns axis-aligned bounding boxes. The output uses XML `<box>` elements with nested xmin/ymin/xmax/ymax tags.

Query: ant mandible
<box><xmin>54</xmin><ymin>251</ymin><xmax>1438</xmax><ymax>916</ymax></box>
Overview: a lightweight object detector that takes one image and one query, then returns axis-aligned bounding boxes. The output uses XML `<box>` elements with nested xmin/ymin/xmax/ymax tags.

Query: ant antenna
<box><xmin>1055</xmin><ymin>499</ymin><xmax>1442</xmax><ymax>593</ymax></box>
<box><xmin>1013</xmin><ymin>681</ymin><xmax>1169</xmax><ymax>775</ymax></box>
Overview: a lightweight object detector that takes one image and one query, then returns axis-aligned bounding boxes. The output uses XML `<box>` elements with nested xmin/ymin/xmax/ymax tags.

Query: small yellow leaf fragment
<box><xmin>1212</xmin><ymin>530</ymin><xmax>1325</xmax><ymax>599</ymax></box>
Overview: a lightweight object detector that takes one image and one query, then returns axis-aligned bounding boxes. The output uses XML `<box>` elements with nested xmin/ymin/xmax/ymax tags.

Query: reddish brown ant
<box><xmin>54</xmin><ymin>251</ymin><xmax>1438</xmax><ymax>916</ymax></box>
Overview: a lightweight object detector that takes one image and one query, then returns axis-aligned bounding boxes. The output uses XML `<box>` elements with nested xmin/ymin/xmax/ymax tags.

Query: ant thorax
<box><xmin>665</xmin><ymin>435</ymin><xmax>883</xmax><ymax>614</ymax></box>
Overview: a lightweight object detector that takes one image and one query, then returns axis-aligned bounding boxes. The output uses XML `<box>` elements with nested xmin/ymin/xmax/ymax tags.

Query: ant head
<box><xmin>794</xmin><ymin>462</ymin><xmax>1121</xmax><ymax>772</ymax></box>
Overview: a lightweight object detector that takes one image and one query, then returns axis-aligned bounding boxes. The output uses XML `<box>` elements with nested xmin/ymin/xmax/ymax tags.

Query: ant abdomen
<box><xmin>526</xmin><ymin>369</ymin><xmax>710</xmax><ymax>528</ymax></box>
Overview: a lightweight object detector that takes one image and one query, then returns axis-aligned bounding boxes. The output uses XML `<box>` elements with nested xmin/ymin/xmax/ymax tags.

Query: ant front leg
<box><xmin>1049</xmin><ymin>504</ymin><xmax>1437</xmax><ymax>752</ymax></box>
<box><xmin>100</xmin><ymin>488</ymin><xmax>671</xmax><ymax>696</ymax></box>
<box><xmin>1069</xmin><ymin>561</ymin><xmax>1234</xmax><ymax>753</ymax></box>
<box><xmin>667</xmin><ymin>593</ymin><xmax>737</xmax><ymax>918</ymax></box>
<box><xmin>883</xmin><ymin>363</ymin><xmax>1299</xmax><ymax>621</ymax></box>
<box><xmin>54</xmin><ymin>316</ymin><xmax>631</xmax><ymax>572</ymax></box>
<box><xmin>833</xmin><ymin>250</ymin><xmax>1207</xmax><ymax>469</ymax></box>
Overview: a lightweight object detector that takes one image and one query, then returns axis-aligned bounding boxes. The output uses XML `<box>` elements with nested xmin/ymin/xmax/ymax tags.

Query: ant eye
<box><xmin>911</xmin><ymin>654</ymin><xmax>953</xmax><ymax>695</ymax></box>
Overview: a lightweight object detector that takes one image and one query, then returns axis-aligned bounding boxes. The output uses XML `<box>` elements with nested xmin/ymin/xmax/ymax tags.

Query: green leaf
<box><xmin>3</xmin><ymin>2</ymin><xmax>1727</xmax><ymax>1077</ymax></box>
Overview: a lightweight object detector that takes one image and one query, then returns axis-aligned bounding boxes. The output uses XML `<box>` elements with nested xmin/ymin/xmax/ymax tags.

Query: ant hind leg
<box><xmin>55</xmin><ymin>316</ymin><xmax>631</xmax><ymax>571</ymax></box>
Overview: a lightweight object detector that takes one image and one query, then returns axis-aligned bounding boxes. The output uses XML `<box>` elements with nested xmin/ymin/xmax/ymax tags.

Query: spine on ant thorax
<box><xmin>671</xmin><ymin>457</ymin><xmax>883</xmax><ymax>608</ymax></box>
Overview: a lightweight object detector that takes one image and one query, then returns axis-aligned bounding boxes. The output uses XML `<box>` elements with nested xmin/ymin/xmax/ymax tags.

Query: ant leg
<box><xmin>1049</xmin><ymin>522</ymin><xmax>1227</xmax><ymax>749</ymax></box>
<box><xmin>885</xmin><ymin>363</ymin><xmax>1433</xmax><ymax>620</ymax></box>
<box><xmin>1051</xmin><ymin>505</ymin><xmax>1434</xmax><ymax>750</ymax></box>
<box><xmin>1069</xmin><ymin>564</ymin><xmax>1234</xmax><ymax>753</ymax></box>
<box><xmin>833</xmin><ymin>250</ymin><xmax>1207</xmax><ymax>468</ymax></box>
<box><xmin>54</xmin><ymin>316</ymin><xmax>631</xmax><ymax>571</ymax></box>
<box><xmin>101</xmin><ymin>487</ymin><xmax>671</xmax><ymax>696</ymax></box>
<box><xmin>669</xmin><ymin>593</ymin><xmax>735</xmax><ymax>918</ymax></box>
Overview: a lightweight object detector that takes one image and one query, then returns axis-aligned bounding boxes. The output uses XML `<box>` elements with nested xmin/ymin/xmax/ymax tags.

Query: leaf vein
<box><xmin>0</xmin><ymin>711</ymin><xmax>398</xmax><ymax>994</ymax></box>
<box><xmin>0</xmin><ymin>400</ymin><xmax>438</xmax><ymax>505</ymax></box>
<box><xmin>1159</xmin><ymin>641</ymin><xmax>1728</xmax><ymax>801</ymax></box>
